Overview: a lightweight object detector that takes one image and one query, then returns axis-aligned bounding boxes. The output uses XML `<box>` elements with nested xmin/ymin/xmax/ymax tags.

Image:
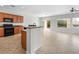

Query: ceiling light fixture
<box><xmin>70</xmin><ymin>7</ymin><xmax>79</xmax><ymax>13</ymax></box>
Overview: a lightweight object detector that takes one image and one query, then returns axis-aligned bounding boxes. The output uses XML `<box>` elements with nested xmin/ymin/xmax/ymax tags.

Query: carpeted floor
<box><xmin>0</xmin><ymin>34</ymin><xmax>26</xmax><ymax>54</ymax></box>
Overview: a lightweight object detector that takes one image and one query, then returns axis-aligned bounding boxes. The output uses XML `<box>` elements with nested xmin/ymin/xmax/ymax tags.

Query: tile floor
<box><xmin>0</xmin><ymin>34</ymin><xmax>26</xmax><ymax>54</ymax></box>
<box><xmin>36</xmin><ymin>30</ymin><xmax>79</xmax><ymax>54</ymax></box>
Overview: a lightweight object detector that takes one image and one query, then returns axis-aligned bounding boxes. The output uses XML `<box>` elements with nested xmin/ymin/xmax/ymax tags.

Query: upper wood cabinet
<box><xmin>17</xmin><ymin>16</ymin><xmax>20</xmax><ymax>23</ymax></box>
<box><xmin>0</xmin><ymin>12</ymin><xmax>23</xmax><ymax>23</ymax></box>
<box><xmin>17</xmin><ymin>16</ymin><xmax>23</xmax><ymax>23</ymax></box>
<box><xmin>21</xmin><ymin>16</ymin><xmax>23</xmax><ymax>23</ymax></box>
<box><xmin>0</xmin><ymin>13</ymin><xmax>4</xmax><ymax>22</ymax></box>
<box><xmin>8</xmin><ymin>15</ymin><xmax>23</xmax><ymax>23</ymax></box>
<box><xmin>13</xmin><ymin>16</ymin><xmax>23</xmax><ymax>23</ymax></box>
<box><xmin>13</xmin><ymin>15</ymin><xmax>18</xmax><ymax>23</ymax></box>
<box><xmin>4</xmin><ymin>14</ymin><xmax>13</xmax><ymax>18</ymax></box>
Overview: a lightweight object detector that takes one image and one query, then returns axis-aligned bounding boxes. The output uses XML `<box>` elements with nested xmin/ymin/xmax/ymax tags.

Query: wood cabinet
<box><xmin>17</xmin><ymin>16</ymin><xmax>20</xmax><ymax>22</ymax></box>
<box><xmin>13</xmin><ymin>16</ymin><xmax>23</xmax><ymax>23</ymax></box>
<box><xmin>0</xmin><ymin>26</ymin><xmax>23</xmax><ymax>37</ymax></box>
<box><xmin>14</xmin><ymin>27</ymin><xmax>20</xmax><ymax>34</ymax></box>
<box><xmin>14</xmin><ymin>26</ymin><xmax>24</xmax><ymax>34</ymax></box>
<box><xmin>0</xmin><ymin>27</ymin><xmax>4</xmax><ymax>37</ymax></box>
<box><xmin>0</xmin><ymin>12</ymin><xmax>24</xmax><ymax>37</ymax></box>
<box><xmin>13</xmin><ymin>15</ymin><xmax>17</xmax><ymax>22</ymax></box>
<box><xmin>20</xmin><ymin>16</ymin><xmax>23</xmax><ymax>22</ymax></box>
<box><xmin>0</xmin><ymin>13</ymin><xmax>4</xmax><ymax>22</ymax></box>
<box><xmin>17</xmin><ymin>16</ymin><xmax>23</xmax><ymax>23</ymax></box>
<box><xmin>0</xmin><ymin>12</ymin><xmax>23</xmax><ymax>23</ymax></box>
<box><xmin>21</xmin><ymin>31</ymin><xmax>26</xmax><ymax>50</ymax></box>
<box><xmin>4</xmin><ymin>14</ymin><xmax>13</xmax><ymax>18</ymax></box>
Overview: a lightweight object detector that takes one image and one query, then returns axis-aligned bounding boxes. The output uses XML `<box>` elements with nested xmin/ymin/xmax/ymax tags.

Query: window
<box><xmin>47</xmin><ymin>20</ymin><xmax>50</xmax><ymax>28</ymax></box>
<box><xmin>57</xmin><ymin>19</ymin><xmax>67</xmax><ymax>28</ymax></box>
<box><xmin>72</xmin><ymin>18</ymin><xmax>79</xmax><ymax>28</ymax></box>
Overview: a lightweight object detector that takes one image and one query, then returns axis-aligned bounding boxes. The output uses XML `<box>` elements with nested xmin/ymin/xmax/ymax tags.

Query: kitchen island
<box><xmin>21</xmin><ymin>26</ymin><xmax>43</xmax><ymax>54</ymax></box>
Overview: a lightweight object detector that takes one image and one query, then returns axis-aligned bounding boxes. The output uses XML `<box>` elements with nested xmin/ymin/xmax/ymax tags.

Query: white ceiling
<box><xmin>0</xmin><ymin>5</ymin><xmax>79</xmax><ymax>17</ymax></box>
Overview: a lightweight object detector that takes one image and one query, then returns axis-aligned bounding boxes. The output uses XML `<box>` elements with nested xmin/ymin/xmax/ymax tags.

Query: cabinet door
<box><xmin>13</xmin><ymin>16</ymin><xmax>23</xmax><ymax>23</ymax></box>
<box><xmin>13</xmin><ymin>16</ymin><xmax>17</xmax><ymax>23</ymax></box>
<box><xmin>19</xmin><ymin>26</ymin><xmax>24</xmax><ymax>33</ymax></box>
<box><xmin>4</xmin><ymin>14</ymin><xmax>13</xmax><ymax>18</ymax></box>
<box><xmin>0</xmin><ymin>13</ymin><xmax>3</xmax><ymax>22</ymax></box>
<box><xmin>21</xmin><ymin>31</ymin><xmax>26</xmax><ymax>50</ymax></box>
<box><xmin>18</xmin><ymin>26</ymin><xmax>23</xmax><ymax>33</ymax></box>
<box><xmin>3</xmin><ymin>14</ymin><xmax>13</xmax><ymax>22</ymax></box>
<box><xmin>4</xmin><ymin>14</ymin><xmax>8</xmax><ymax>18</ymax></box>
<box><xmin>21</xmin><ymin>26</ymin><xmax>24</xmax><ymax>30</ymax></box>
<box><xmin>17</xmin><ymin>16</ymin><xmax>21</xmax><ymax>23</ymax></box>
<box><xmin>18</xmin><ymin>27</ymin><xmax>21</xmax><ymax>33</ymax></box>
<box><xmin>0</xmin><ymin>28</ymin><xmax>4</xmax><ymax>37</ymax></box>
<box><xmin>8</xmin><ymin>14</ymin><xmax>13</xmax><ymax>18</ymax></box>
<box><xmin>14</xmin><ymin>26</ymin><xmax>24</xmax><ymax>34</ymax></box>
<box><xmin>17</xmin><ymin>16</ymin><xmax>23</xmax><ymax>23</ymax></box>
<box><xmin>20</xmin><ymin>16</ymin><xmax>23</xmax><ymax>23</ymax></box>
<box><xmin>14</xmin><ymin>27</ymin><xmax>19</xmax><ymax>34</ymax></box>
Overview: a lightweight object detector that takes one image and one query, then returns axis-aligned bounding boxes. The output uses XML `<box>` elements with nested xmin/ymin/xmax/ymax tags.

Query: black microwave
<box><xmin>4</xmin><ymin>18</ymin><xmax>13</xmax><ymax>22</ymax></box>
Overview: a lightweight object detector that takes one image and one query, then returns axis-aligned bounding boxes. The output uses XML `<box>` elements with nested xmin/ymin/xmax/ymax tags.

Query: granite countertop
<box><xmin>23</xmin><ymin>26</ymin><xmax>43</xmax><ymax>32</ymax></box>
<box><xmin>13</xmin><ymin>25</ymin><xmax>23</xmax><ymax>27</ymax></box>
<box><xmin>0</xmin><ymin>26</ymin><xmax>3</xmax><ymax>27</ymax></box>
<box><xmin>24</xmin><ymin>26</ymin><xmax>43</xmax><ymax>29</ymax></box>
<box><xmin>0</xmin><ymin>25</ymin><xmax>23</xmax><ymax>28</ymax></box>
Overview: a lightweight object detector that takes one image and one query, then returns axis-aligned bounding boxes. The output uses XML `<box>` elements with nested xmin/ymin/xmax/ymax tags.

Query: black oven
<box><xmin>4</xmin><ymin>24</ymin><xmax>14</xmax><ymax>36</ymax></box>
<box><xmin>4</xmin><ymin>18</ymin><xmax>13</xmax><ymax>22</ymax></box>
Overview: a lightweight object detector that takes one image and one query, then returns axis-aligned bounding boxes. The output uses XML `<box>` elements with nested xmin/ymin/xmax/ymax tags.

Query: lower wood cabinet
<box><xmin>14</xmin><ymin>26</ymin><xmax>24</xmax><ymax>34</ymax></box>
<box><xmin>0</xmin><ymin>28</ymin><xmax>4</xmax><ymax>37</ymax></box>
<box><xmin>0</xmin><ymin>26</ymin><xmax>23</xmax><ymax>37</ymax></box>
<box><xmin>21</xmin><ymin>31</ymin><xmax>26</xmax><ymax>51</ymax></box>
